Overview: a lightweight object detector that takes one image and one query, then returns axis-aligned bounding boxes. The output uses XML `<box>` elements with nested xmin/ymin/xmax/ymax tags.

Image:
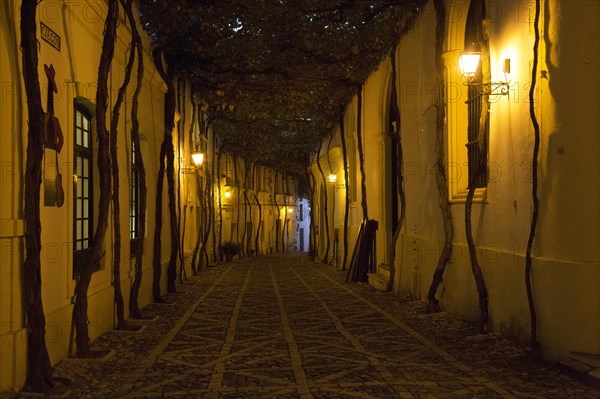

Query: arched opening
<box><xmin>387</xmin><ymin>78</ymin><xmax>399</xmax><ymax>237</ymax></box>
<box><xmin>444</xmin><ymin>0</ymin><xmax>489</xmax><ymax>202</ymax></box>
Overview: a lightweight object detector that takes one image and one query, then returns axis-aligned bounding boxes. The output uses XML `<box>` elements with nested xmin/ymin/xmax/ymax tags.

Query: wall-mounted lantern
<box><xmin>459</xmin><ymin>51</ymin><xmax>510</xmax><ymax>97</ymax></box>
<box><xmin>181</xmin><ymin>147</ymin><xmax>205</xmax><ymax>174</ymax></box>
<box><xmin>191</xmin><ymin>151</ymin><xmax>204</xmax><ymax>167</ymax></box>
<box><xmin>223</xmin><ymin>189</ymin><xmax>232</xmax><ymax>199</ymax></box>
<box><xmin>328</xmin><ymin>173</ymin><xmax>337</xmax><ymax>183</ymax></box>
<box><xmin>459</xmin><ymin>52</ymin><xmax>482</xmax><ymax>79</ymax></box>
<box><xmin>180</xmin><ymin>158</ymin><xmax>196</xmax><ymax>174</ymax></box>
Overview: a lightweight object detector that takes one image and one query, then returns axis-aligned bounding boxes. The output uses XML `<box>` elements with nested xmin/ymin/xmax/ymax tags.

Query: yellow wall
<box><xmin>407</xmin><ymin>0</ymin><xmax>599</xmax><ymax>360</ymax></box>
<box><xmin>312</xmin><ymin>0</ymin><xmax>599</xmax><ymax>360</ymax></box>
<box><xmin>1</xmin><ymin>1</ymin><xmax>297</xmax><ymax>392</ymax></box>
<box><xmin>1</xmin><ymin>0</ymin><xmax>179</xmax><ymax>391</ymax></box>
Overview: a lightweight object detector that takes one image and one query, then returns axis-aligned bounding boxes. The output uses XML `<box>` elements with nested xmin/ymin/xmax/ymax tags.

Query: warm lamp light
<box><xmin>287</xmin><ymin>207</ymin><xmax>293</xmax><ymax>213</ymax></box>
<box><xmin>328</xmin><ymin>174</ymin><xmax>337</xmax><ymax>183</ymax></box>
<box><xmin>503</xmin><ymin>58</ymin><xmax>511</xmax><ymax>75</ymax></box>
<box><xmin>191</xmin><ymin>151</ymin><xmax>204</xmax><ymax>166</ymax></box>
<box><xmin>224</xmin><ymin>189</ymin><xmax>232</xmax><ymax>199</ymax></box>
<box><xmin>459</xmin><ymin>52</ymin><xmax>481</xmax><ymax>78</ymax></box>
<box><xmin>459</xmin><ymin>52</ymin><xmax>510</xmax><ymax>97</ymax></box>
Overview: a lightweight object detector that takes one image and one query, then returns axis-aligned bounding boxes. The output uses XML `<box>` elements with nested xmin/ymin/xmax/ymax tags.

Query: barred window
<box><xmin>465</xmin><ymin>0</ymin><xmax>489</xmax><ymax>189</ymax></box>
<box><xmin>73</xmin><ymin>105</ymin><xmax>93</xmax><ymax>277</ymax></box>
<box><xmin>130</xmin><ymin>140</ymin><xmax>140</xmax><ymax>255</ymax></box>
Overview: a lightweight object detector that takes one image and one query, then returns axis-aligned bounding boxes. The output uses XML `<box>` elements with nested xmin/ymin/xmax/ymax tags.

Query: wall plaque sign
<box><xmin>40</xmin><ymin>22</ymin><xmax>60</xmax><ymax>52</ymax></box>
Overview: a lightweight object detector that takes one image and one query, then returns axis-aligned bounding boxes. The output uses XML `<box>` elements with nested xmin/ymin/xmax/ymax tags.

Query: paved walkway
<box><xmin>47</xmin><ymin>255</ymin><xmax>597</xmax><ymax>398</ymax></box>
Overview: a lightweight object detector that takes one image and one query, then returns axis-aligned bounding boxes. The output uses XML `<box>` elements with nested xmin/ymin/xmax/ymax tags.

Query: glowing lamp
<box><xmin>459</xmin><ymin>52</ymin><xmax>481</xmax><ymax>78</ymax></box>
<box><xmin>191</xmin><ymin>151</ymin><xmax>204</xmax><ymax>166</ymax></box>
<box><xmin>224</xmin><ymin>190</ymin><xmax>232</xmax><ymax>199</ymax></box>
<box><xmin>328</xmin><ymin>174</ymin><xmax>337</xmax><ymax>183</ymax></box>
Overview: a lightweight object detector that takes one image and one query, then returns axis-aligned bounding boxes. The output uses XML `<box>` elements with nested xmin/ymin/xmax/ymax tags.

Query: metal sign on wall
<box><xmin>40</xmin><ymin>22</ymin><xmax>60</xmax><ymax>52</ymax></box>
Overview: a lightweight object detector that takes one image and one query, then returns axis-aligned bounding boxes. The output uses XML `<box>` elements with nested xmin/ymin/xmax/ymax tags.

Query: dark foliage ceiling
<box><xmin>138</xmin><ymin>0</ymin><xmax>425</xmax><ymax>174</ymax></box>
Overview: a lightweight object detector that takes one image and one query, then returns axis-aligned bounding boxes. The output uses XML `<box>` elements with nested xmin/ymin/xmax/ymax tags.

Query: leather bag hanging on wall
<box><xmin>42</xmin><ymin>64</ymin><xmax>64</xmax><ymax>207</ymax></box>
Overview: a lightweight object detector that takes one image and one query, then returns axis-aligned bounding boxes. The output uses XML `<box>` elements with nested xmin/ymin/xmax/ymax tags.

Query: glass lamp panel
<box><xmin>459</xmin><ymin>52</ymin><xmax>481</xmax><ymax>76</ymax></box>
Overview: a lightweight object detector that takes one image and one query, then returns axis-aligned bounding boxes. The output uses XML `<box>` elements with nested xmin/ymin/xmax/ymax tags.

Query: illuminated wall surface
<box><xmin>1</xmin><ymin>0</ymin><xmax>599</xmax><ymax>393</ymax></box>
<box><xmin>311</xmin><ymin>0</ymin><xmax>599</xmax><ymax>364</ymax></box>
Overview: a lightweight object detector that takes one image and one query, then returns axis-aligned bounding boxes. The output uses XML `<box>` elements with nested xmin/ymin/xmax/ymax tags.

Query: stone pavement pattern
<box><xmin>43</xmin><ymin>255</ymin><xmax>599</xmax><ymax>398</ymax></box>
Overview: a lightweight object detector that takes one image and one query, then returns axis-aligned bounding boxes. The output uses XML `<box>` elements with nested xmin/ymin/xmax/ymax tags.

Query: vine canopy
<box><xmin>139</xmin><ymin>0</ymin><xmax>425</xmax><ymax>175</ymax></box>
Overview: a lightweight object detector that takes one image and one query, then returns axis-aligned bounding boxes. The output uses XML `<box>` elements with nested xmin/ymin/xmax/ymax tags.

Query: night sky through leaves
<box><xmin>139</xmin><ymin>0</ymin><xmax>425</xmax><ymax>175</ymax></box>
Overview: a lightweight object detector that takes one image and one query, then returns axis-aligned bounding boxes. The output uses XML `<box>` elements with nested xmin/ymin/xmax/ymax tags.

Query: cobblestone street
<box><xmin>47</xmin><ymin>255</ymin><xmax>598</xmax><ymax>398</ymax></box>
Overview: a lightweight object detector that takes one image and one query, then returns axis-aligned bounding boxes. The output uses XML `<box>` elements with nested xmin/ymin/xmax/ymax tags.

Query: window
<box><xmin>275</xmin><ymin>173</ymin><xmax>282</xmax><ymax>194</ymax></box>
<box><xmin>231</xmin><ymin>223</ymin><xmax>238</xmax><ymax>242</ymax></box>
<box><xmin>464</xmin><ymin>0</ymin><xmax>489</xmax><ymax>189</ymax></box>
<box><xmin>130</xmin><ymin>140</ymin><xmax>139</xmax><ymax>255</ymax></box>
<box><xmin>73</xmin><ymin>105</ymin><xmax>93</xmax><ymax>276</ymax></box>
<box><xmin>246</xmin><ymin>166</ymin><xmax>254</xmax><ymax>190</ymax></box>
<box><xmin>256</xmin><ymin>166</ymin><xmax>264</xmax><ymax>191</ymax></box>
<box><xmin>445</xmin><ymin>0</ymin><xmax>489</xmax><ymax>201</ymax></box>
<box><xmin>225</xmin><ymin>157</ymin><xmax>236</xmax><ymax>187</ymax></box>
<box><xmin>282</xmin><ymin>173</ymin><xmax>290</xmax><ymax>195</ymax></box>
